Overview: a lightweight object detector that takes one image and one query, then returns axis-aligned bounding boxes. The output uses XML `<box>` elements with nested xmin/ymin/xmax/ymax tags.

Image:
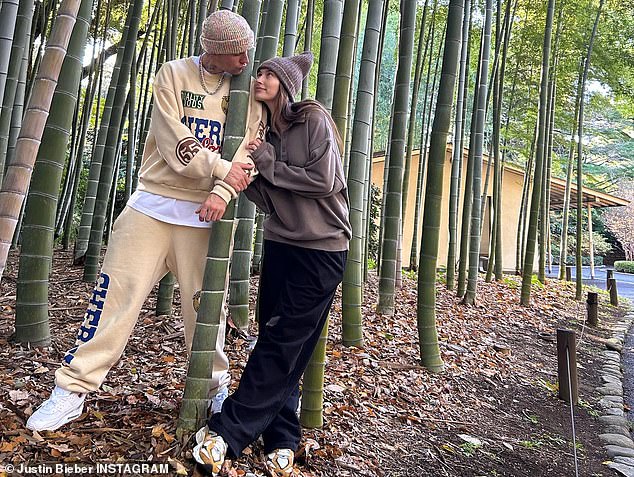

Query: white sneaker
<box><xmin>192</xmin><ymin>426</ymin><xmax>228</xmax><ymax>476</ymax></box>
<box><xmin>210</xmin><ymin>386</ymin><xmax>228</xmax><ymax>414</ymax></box>
<box><xmin>265</xmin><ymin>448</ymin><xmax>295</xmax><ymax>477</ymax></box>
<box><xmin>26</xmin><ymin>386</ymin><xmax>86</xmax><ymax>431</ymax></box>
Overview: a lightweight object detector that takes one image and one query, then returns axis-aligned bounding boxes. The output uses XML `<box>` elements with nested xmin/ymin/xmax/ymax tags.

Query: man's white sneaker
<box><xmin>26</xmin><ymin>386</ymin><xmax>86</xmax><ymax>431</ymax></box>
<box><xmin>192</xmin><ymin>426</ymin><xmax>228</xmax><ymax>476</ymax></box>
<box><xmin>210</xmin><ymin>386</ymin><xmax>229</xmax><ymax>414</ymax></box>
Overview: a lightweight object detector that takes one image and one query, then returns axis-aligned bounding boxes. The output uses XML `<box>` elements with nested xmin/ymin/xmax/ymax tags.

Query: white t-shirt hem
<box><xmin>127</xmin><ymin>190</ymin><xmax>211</xmax><ymax>228</ymax></box>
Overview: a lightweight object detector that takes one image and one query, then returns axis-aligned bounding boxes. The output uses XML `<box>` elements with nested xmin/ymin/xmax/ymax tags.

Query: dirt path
<box><xmin>0</xmin><ymin>248</ymin><xmax>628</xmax><ymax>476</ymax></box>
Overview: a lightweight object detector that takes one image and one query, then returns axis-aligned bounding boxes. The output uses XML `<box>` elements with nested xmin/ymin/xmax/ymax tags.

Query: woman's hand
<box><xmin>246</xmin><ymin>138</ymin><xmax>263</xmax><ymax>153</ymax></box>
<box><xmin>195</xmin><ymin>193</ymin><xmax>227</xmax><ymax>222</ymax></box>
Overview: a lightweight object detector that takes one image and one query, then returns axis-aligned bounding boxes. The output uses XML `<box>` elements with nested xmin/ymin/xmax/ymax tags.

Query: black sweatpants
<box><xmin>209</xmin><ymin>240</ymin><xmax>347</xmax><ymax>457</ymax></box>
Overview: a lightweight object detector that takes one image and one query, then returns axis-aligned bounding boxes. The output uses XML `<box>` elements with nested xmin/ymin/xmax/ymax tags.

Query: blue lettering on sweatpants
<box><xmin>63</xmin><ymin>273</ymin><xmax>110</xmax><ymax>365</ymax></box>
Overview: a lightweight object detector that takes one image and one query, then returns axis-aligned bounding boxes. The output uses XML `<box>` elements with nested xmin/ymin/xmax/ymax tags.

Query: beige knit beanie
<box><xmin>258</xmin><ymin>52</ymin><xmax>314</xmax><ymax>100</ymax></box>
<box><xmin>200</xmin><ymin>10</ymin><xmax>254</xmax><ymax>55</ymax></box>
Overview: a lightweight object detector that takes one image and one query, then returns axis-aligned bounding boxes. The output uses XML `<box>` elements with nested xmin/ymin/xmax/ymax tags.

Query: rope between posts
<box><xmin>566</xmin><ymin>347</ymin><xmax>579</xmax><ymax>477</ymax></box>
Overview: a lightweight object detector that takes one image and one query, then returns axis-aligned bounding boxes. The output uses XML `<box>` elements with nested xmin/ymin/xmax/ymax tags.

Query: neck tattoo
<box><xmin>199</xmin><ymin>55</ymin><xmax>225</xmax><ymax>95</ymax></box>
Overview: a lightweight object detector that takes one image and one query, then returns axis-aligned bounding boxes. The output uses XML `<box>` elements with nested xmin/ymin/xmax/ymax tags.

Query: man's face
<box><xmin>215</xmin><ymin>51</ymin><xmax>250</xmax><ymax>75</ymax></box>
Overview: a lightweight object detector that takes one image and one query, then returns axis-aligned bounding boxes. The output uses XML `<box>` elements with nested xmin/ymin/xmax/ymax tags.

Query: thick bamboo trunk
<box><xmin>557</xmin><ymin>63</ymin><xmax>582</xmax><ymax>280</ymax></box>
<box><xmin>0</xmin><ymin>0</ymin><xmax>82</xmax><ymax>283</ymax></box>
<box><xmin>410</xmin><ymin>6</ymin><xmax>443</xmax><ymax>271</ymax></box>
<box><xmin>229</xmin><ymin>0</ymin><xmax>280</xmax><ymax>331</ymax></box>
<box><xmin>401</xmin><ymin>1</ymin><xmax>429</xmax><ymax>228</ymax></box>
<box><xmin>300</xmin><ymin>0</ymin><xmax>344</xmax><ymax>429</ymax></box>
<box><xmin>341</xmin><ymin>0</ymin><xmax>384</xmax><ymax>348</ymax></box>
<box><xmin>282</xmin><ymin>0</ymin><xmax>301</xmax><ymax>57</ymax></box>
<box><xmin>0</xmin><ymin>0</ymin><xmax>34</xmax><ymax>186</ymax></box>
<box><xmin>178</xmin><ymin>0</ymin><xmax>261</xmax><ymax>435</ymax></box>
<box><xmin>74</xmin><ymin>2</ymin><xmax>122</xmax><ymax>264</ymax></box>
<box><xmin>520</xmin><ymin>0</ymin><xmax>555</xmax><ymax>306</ymax></box>
<box><xmin>14</xmin><ymin>0</ymin><xmax>93</xmax><ymax>345</ymax></box>
<box><xmin>463</xmin><ymin>0</ymin><xmax>493</xmax><ymax>305</ymax></box>
<box><xmin>447</xmin><ymin>0</ymin><xmax>471</xmax><ymax>290</ymax></box>
<box><xmin>417</xmin><ymin>0</ymin><xmax>464</xmax><ymax>372</ymax></box>
<box><xmin>575</xmin><ymin>0</ymin><xmax>603</xmax><ymax>300</ymax></box>
<box><xmin>331</xmin><ymin>0</ymin><xmax>360</xmax><ymax>146</ymax></box>
<box><xmin>156</xmin><ymin>272</ymin><xmax>176</xmax><ymax>317</ymax></box>
<box><xmin>83</xmin><ymin>0</ymin><xmax>144</xmax><ymax>281</ymax></box>
<box><xmin>377</xmin><ymin>0</ymin><xmax>417</xmax><ymax>315</ymax></box>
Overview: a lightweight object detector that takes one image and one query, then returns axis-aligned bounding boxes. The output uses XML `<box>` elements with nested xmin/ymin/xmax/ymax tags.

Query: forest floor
<box><xmin>0</xmin><ymin>248</ymin><xmax>631</xmax><ymax>477</ymax></box>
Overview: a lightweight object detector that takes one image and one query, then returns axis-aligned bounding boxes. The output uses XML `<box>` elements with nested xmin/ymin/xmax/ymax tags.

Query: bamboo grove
<box><xmin>1</xmin><ymin>0</ymin><xmax>632</xmax><ymax>432</ymax></box>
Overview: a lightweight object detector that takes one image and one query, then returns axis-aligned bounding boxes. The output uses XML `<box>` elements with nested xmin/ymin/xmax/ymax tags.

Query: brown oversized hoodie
<box><xmin>244</xmin><ymin>109</ymin><xmax>351</xmax><ymax>252</ymax></box>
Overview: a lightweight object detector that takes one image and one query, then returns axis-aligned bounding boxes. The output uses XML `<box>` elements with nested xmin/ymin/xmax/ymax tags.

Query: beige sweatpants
<box><xmin>56</xmin><ymin>206</ymin><xmax>230</xmax><ymax>394</ymax></box>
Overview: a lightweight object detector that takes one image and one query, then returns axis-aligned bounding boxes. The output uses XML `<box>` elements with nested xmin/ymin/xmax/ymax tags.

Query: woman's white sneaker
<box><xmin>26</xmin><ymin>386</ymin><xmax>86</xmax><ymax>431</ymax></box>
<box><xmin>265</xmin><ymin>448</ymin><xmax>294</xmax><ymax>477</ymax></box>
<box><xmin>192</xmin><ymin>426</ymin><xmax>228</xmax><ymax>476</ymax></box>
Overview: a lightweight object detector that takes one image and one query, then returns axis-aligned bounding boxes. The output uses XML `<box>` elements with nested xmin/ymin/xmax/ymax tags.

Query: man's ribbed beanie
<box><xmin>258</xmin><ymin>52</ymin><xmax>314</xmax><ymax>100</ymax></box>
<box><xmin>200</xmin><ymin>10</ymin><xmax>254</xmax><ymax>55</ymax></box>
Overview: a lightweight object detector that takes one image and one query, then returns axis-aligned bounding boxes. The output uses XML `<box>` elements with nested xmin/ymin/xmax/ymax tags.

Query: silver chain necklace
<box><xmin>199</xmin><ymin>56</ymin><xmax>226</xmax><ymax>95</ymax></box>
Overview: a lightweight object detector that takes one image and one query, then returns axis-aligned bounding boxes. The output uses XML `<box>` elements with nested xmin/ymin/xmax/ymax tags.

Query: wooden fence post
<box><xmin>608</xmin><ymin>277</ymin><xmax>618</xmax><ymax>306</ymax></box>
<box><xmin>587</xmin><ymin>292</ymin><xmax>598</xmax><ymax>327</ymax></box>
<box><xmin>557</xmin><ymin>329</ymin><xmax>578</xmax><ymax>405</ymax></box>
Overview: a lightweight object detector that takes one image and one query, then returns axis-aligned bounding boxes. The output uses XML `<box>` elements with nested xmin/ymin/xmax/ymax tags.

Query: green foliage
<box><xmin>42</xmin><ymin>0</ymin><xmax>634</xmax><ymax>283</ymax></box>
<box><xmin>373</xmin><ymin>10</ymin><xmax>399</xmax><ymax>153</ymax></box>
<box><xmin>478</xmin><ymin>0</ymin><xmax>634</xmax><ymax>196</ymax></box>
<box><xmin>594</xmin><ymin>2</ymin><xmax>634</xmax><ymax>98</ymax></box>
<box><xmin>531</xmin><ymin>274</ymin><xmax>545</xmax><ymax>289</ymax></box>
<box><xmin>578</xmin><ymin>399</ymin><xmax>600</xmax><ymax>418</ymax></box>
<box><xmin>520</xmin><ymin>433</ymin><xmax>573</xmax><ymax>451</ymax></box>
<box><xmin>614</xmin><ymin>261</ymin><xmax>634</xmax><ymax>273</ymax></box>
<box><xmin>519</xmin><ymin>439</ymin><xmax>543</xmax><ymax>450</ymax></box>
<box><xmin>459</xmin><ymin>442</ymin><xmax>479</xmax><ymax>457</ymax></box>
<box><xmin>541</xmin><ymin>433</ymin><xmax>566</xmax><ymax>446</ymax></box>
<box><xmin>537</xmin><ymin>378</ymin><xmax>558</xmax><ymax>394</ymax></box>
<box><xmin>558</xmin><ymin>255</ymin><xmax>604</xmax><ymax>266</ymax></box>
<box><xmin>402</xmin><ymin>268</ymin><xmax>417</xmax><ymax>280</ymax></box>
<box><xmin>523</xmin><ymin>413</ymin><xmax>539</xmax><ymax>425</ymax></box>
<box><xmin>550</xmin><ymin>210</ymin><xmax>613</xmax><ymax>265</ymax></box>
<box><xmin>501</xmin><ymin>276</ymin><xmax>519</xmax><ymax>289</ymax></box>
<box><xmin>583</xmin><ymin>98</ymin><xmax>634</xmax><ymax>184</ymax></box>
<box><xmin>585</xmin><ymin>284</ymin><xmax>609</xmax><ymax>297</ymax></box>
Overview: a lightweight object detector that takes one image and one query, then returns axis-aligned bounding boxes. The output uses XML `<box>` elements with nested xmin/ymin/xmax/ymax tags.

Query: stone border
<box><xmin>598</xmin><ymin>313</ymin><xmax>634</xmax><ymax>476</ymax></box>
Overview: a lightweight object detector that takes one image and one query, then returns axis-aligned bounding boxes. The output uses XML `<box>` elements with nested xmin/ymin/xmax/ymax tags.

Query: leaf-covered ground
<box><xmin>0</xmin><ymin>248</ymin><xmax>628</xmax><ymax>476</ymax></box>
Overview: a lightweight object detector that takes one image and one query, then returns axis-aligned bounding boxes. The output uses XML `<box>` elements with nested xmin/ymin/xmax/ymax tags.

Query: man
<box><xmin>26</xmin><ymin>10</ymin><xmax>264</xmax><ymax>432</ymax></box>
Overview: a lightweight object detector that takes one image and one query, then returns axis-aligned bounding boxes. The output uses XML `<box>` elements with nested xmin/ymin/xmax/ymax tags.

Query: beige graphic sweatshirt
<box><xmin>137</xmin><ymin>57</ymin><xmax>264</xmax><ymax>204</ymax></box>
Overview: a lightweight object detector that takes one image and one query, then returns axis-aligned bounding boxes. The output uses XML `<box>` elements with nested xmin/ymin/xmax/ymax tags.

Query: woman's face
<box><xmin>255</xmin><ymin>68</ymin><xmax>281</xmax><ymax>105</ymax></box>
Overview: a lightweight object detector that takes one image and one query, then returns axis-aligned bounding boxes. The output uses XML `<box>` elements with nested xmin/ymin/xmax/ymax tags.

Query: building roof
<box><xmin>502</xmin><ymin>162</ymin><xmax>629</xmax><ymax>209</ymax></box>
<box><xmin>372</xmin><ymin>147</ymin><xmax>629</xmax><ymax>209</ymax></box>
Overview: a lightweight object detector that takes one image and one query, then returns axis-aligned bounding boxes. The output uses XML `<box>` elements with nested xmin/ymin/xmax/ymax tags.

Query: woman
<box><xmin>193</xmin><ymin>51</ymin><xmax>352</xmax><ymax>477</ymax></box>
